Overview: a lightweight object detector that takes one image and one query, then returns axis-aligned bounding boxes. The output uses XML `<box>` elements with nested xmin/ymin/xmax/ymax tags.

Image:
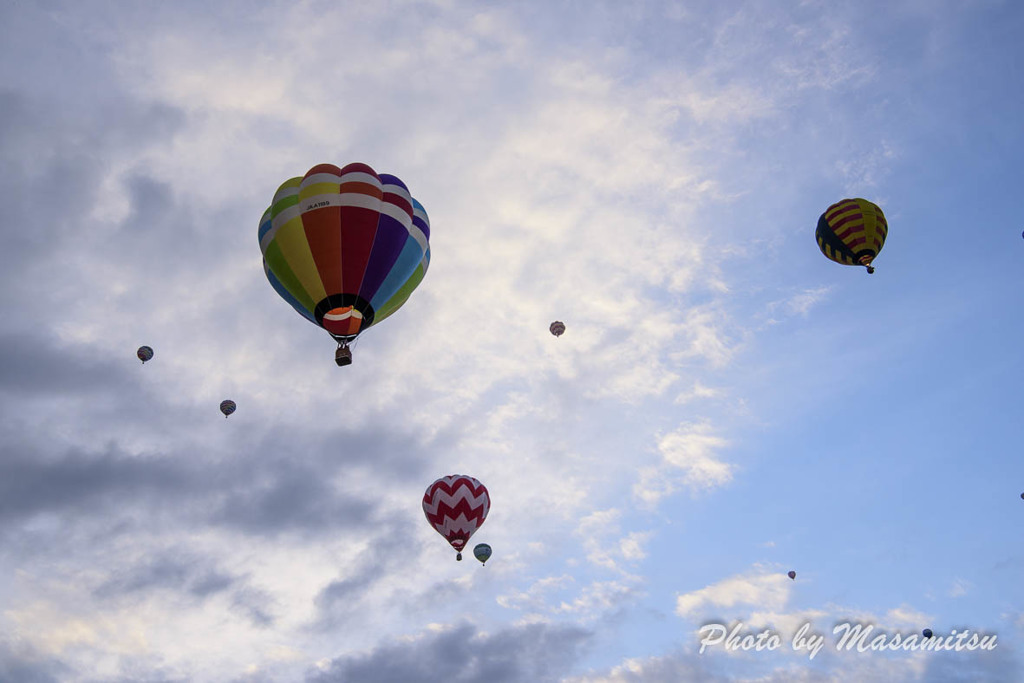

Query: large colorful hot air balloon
<box><xmin>816</xmin><ymin>198</ymin><xmax>887</xmax><ymax>274</ymax></box>
<box><xmin>220</xmin><ymin>400</ymin><xmax>236</xmax><ymax>418</ymax></box>
<box><xmin>473</xmin><ymin>543</ymin><xmax>492</xmax><ymax>565</ymax></box>
<box><xmin>259</xmin><ymin>162</ymin><xmax>431</xmax><ymax>366</ymax></box>
<box><xmin>422</xmin><ymin>475</ymin><xmax>489</xmax><ymax>561</ymax></box>
<box><xmin>137</xmin><ymin>346</ymin><xmax>154</xmax><ymax>363</ymax></box>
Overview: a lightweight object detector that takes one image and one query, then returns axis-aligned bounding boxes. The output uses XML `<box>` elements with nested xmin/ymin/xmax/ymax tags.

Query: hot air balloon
<box><xmin>220</xmin><ymin>400</ymin><xmax>236</xmax><ymax>418</ymax></box>
<box><xmin>474</xmin><ymin>543</ymin><xmax>492</xmax><ymax>565</ymax></box>
<box><xmin>787</xmin><ymin>570</ymin><xmax>796</xmax><ymax>580</ymax></box>
<box><xmin>137</xmin><ymin>346</ymin><xmax>154</xmax><ymax>363</ymax></box>
<box><xmin>259</xmin><ymin>162</ymin><xmax>431</xmax><ymax>366</ymax></box>
<box><xmin>422</xmin><ymin>475</ymin><xmax>489</xmax><ymax>561</ymax></box>
<box><xmin>816</xmin><ymin>198</ymin><xmax>887</xmax><ymax>274</ymax></box>
<box><xmin>550</xmin><ymin>321</ymin><xmax>565</xmax><ymax>337</ymax></box>
<box><xmin>922</xmin><ymin>629</ymin><xmax>933</xmax><ymax>639</ymax></box>
<box><xmin>1020</xmin><ymin>492</ymin><xmax>1023</xmax><ymax>500</ymax></box>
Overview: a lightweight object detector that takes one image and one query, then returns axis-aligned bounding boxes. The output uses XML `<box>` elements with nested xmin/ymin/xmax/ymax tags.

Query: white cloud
<box><xmin>675</xmin><ymin>566</ymin><xmax>791</xmax><ymax>618</ymax></box>
<box><xmin>948</xmin><ymin>578</ymin><xmax>971</xmax><ymax>598</ymax></box>
<box><xmin>634</xmin><ymin>421</ymin><xmax>733</xmax><ymax>505</ymax></box>
<box><xmin>773</xmin><ymin>21</ymin><xmax>879</xmax><ymax>91</ymax></box>
<box><xmin>619</xmin><ymin>532</ymin><xmax>653</xmax><ymax>562</ymax></box>
<box><xmin>778</xmin><ymin>286</ymin><xmax>832</xmax><ymax>317</ymax></box>
<box><xmin>575</xmin><ymin>510</ymin><xmax>653</xmax><ymax>573</ymax></box>
<box><xmin>834</xmin><ymin>139</ymin><xmax>899</xmax><ymax>189</ymax></box>
<box><xmin>674</xmin><ymin>381</ymin><xmax>725</xmax><ymax>405</ymax></box>
<box><xmin>496</xmin><ymin>575</ymin><xmax>576</xmax><ymax>612</ymax></box>
<box><xmin>554</xmin><ymin>579</ymin><xmax>643</xmax><ymax>621</ymax></box>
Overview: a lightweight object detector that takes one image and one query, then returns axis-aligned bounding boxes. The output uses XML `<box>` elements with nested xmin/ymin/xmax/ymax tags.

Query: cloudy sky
<box><xmin>2</xmin><ymin>0</ymin><xmax>1023</xmax><ymax>681</ymax></box>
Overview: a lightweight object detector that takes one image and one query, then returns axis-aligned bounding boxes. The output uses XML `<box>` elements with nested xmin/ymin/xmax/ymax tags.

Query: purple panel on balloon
<box><xmin>360</xmin><ymin>174</ymin><xmax>415</xmax><ymax>303</ymax></box>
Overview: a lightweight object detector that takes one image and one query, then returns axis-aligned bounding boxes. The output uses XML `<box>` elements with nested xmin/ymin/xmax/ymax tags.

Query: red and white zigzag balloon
<box><xmin>423</xmin><ymin>474</ymin><xmax>489</xmax><ymax>557</ymax></box>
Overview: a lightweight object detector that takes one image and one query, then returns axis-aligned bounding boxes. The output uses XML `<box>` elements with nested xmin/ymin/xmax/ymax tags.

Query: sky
<box><xmin>1</xmin><ymin>0</ymin><xmax>1023</xmax><ymax>681</ymax></box>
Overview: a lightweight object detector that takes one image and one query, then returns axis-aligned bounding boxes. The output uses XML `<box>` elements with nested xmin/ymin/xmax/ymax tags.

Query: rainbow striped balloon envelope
<box><xmin>815</xmin><ymin>198</ymin><xmax>887</xmax><ymax>274</ymax></box>
<box><xmin>259</xmin><ymin>162</ymin><xmax>431</xmax><ymax>346</ymax></box>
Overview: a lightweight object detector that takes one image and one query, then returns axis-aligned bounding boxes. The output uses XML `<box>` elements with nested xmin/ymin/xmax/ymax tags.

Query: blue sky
<box><xmin>1</xmin><ymin>1</ymin><xmax>1022</xmax><ymax>681</ymax></box>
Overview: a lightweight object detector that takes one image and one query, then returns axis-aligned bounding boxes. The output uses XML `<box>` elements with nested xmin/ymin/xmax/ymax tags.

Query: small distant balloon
<box><xmin>788</xmin><ymin>570</ymin><xmax>796</xmax><ymax>580</ymax></box>
<box><xmin>1020</xmin><ymin>492</ymin><xmax>1023</xmax><ymax>500</ymax></box>
<box><xmin>474</xmin><ymin>543</ymin><xmax>492</xmax><ymax>565</ymax></box>
<box><xmin>137</xmin><ymin>346</ymin><xmax>154</xmax><ymax>363</ymax></box>
<box><xmin>220</xmin><ymin>400</ymin><xmax>236</xmax><ymax>418</ymax></box>
<box><xmin>922</xmin><ymin>629</ymin><xmax>933</xmax><ymax>639</ymax></box>
<box><xmin>550</xmin><ymin>321</ymin><xmax>565</xmax><ymax>337</ymax></box>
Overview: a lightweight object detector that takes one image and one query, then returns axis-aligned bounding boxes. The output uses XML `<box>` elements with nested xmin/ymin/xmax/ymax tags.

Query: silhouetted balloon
<box><xmin>220</xmin><ymin>400</ymin><xmax>236</xmax><ymax>418</ymax></box>
<box><xmin>137</xmin><ymin>346</ymin><xmax>154</xmax><ymax>363</ymax></box>
<box><xmin>550</xmin><ymin>321</ymin><xmax>565</xmax><ymax>337</ymax></box>
<box><xmin>788</xmin><ymin>570</ymin><xmax>796</xmax><ymax>580</ymax></box>
<box><xmin>922</xmin><ymin>629</ymin><xmax>933</xmax><ymax>639</ymax></box>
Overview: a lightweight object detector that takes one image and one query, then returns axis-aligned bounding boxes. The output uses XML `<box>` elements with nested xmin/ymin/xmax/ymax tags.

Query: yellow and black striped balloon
<box><xmin>815</xmin><ymin>198</ymin><xmax>887</xmax><ymax>273</ymax></box>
